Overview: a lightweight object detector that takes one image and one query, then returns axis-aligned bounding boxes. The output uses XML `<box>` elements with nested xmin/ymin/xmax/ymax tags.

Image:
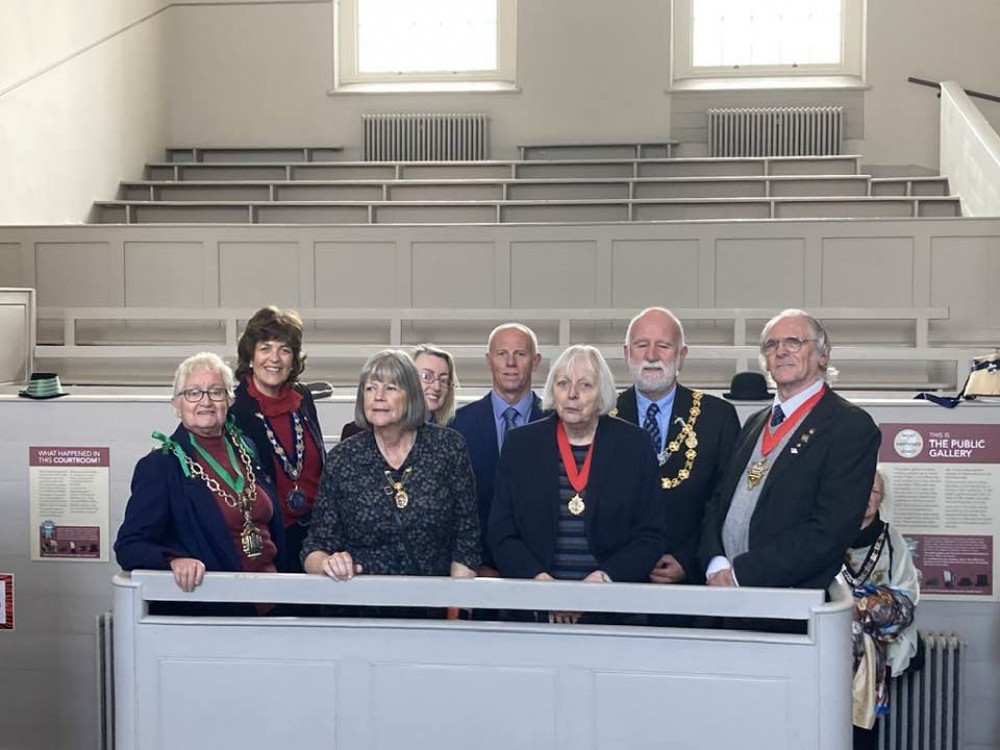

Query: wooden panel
<box><xmin>510</xmin><ymin>241</ymin><xmax>598</xmax><ymax>307</ymax></box>
<box><xmin>0</xmin><ymin>243</ymin><xmax>22</xmax><ymax>287</ymax></box>
<box><xmin>611</xmin><ymin>239</ymin><xmax>701</xmax><ymax>308</ymax></box>
<box><xmin>507</xmin><ymin>183</ymin><xmax>630</xmax><ymax>200</ymax></box>
<box><xmin>218</xmin><ymin>241</ymin><xmax>300</xmax><ymax>308</ymax></box>
<box><xmin>501</xmin><ymin>203</ymin><xmax>627</xmax><ymax>223</ymax></box>
<box><xmin>35</xmin><ymin>242</ymin><xmax>118</xmax><ymax>306</ymax></box>
<box><xmin>411</xmin><ymin>242</ymin><xmax>496</xmax><ymax>307</ymax></box>
<box><xmin>633</xmin><ymin>201</ymin><xmax>770</xmax><ymax>221</ymax></box>
<box><xmin>277</xmin><ymin>184</ymin><xmax>382</xmax><ymax>201</ymax></box>
<box><xmin>375</xmin><ymin>205</ymin><xmax>496</xmax><ymax>224</ymax></box>
<box><xmin>256</xmin><ymin>205</ymin><xmax>369</xmax><ymax>224</ymax></box>
<box><xmin>930</xmin><ymin>235</ymin><xmax>1000</xmax><ymax>336</ymax></box>
<box><xmin>821</xmin><ymin>237</ymin><xmax>915</xmax><ymax>307</ymax></box>
<box><xmin>314</xmin><ymin>241</ymin><xmax>399</xmax><ymax>308</ymax></box>
<box><xmin>125</xmin><ymin>242</ymin><xmax>210</xmax><ymax>307</ymax></box>
<box><xmin>633</xmin><ymin>180</ymin><xmax>765</xmax><ymax>199</ymax></box>
<box><xmin>715</xmin><ymin>238</ymin><xmax>806</xmax><ymax>307</ymax></box>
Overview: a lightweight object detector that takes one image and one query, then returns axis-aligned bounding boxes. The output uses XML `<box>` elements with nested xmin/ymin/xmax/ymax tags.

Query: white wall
<box><xmin>0</xmin><ymin>0</ymin><xmax>170</xmax><ymax>223</ymax></box>
<box><xmin>165</xmin><ymin>0</ymin><xmax>675</xmax><ymax>159</ymax></box>
<box><xmin>163</xmin><ymin>0</ymin><xmax>1000</xmax><ymax>170</ymax></box>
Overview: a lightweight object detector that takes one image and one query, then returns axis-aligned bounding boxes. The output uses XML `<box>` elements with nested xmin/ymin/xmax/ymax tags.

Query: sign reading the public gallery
<box><xmin>879</xmin><ymin>424</ymin><xmax>999</xmax><ymax>600</ymax></box>
<box><xmin>29</xmin><ymin>447</ymin><xmax>110</xmax><ymax>562</ymax></box>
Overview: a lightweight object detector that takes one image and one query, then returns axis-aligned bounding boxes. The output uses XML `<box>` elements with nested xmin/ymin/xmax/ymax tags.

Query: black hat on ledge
<box><xmin>18</xmin><ymin>372</ymin><xmax>69</xmax><ymax>400</ymax></box>
<box><xmin>723</xmin><ymin>371</ymin><xmax>772</xmax><ymax>401</ymax></box>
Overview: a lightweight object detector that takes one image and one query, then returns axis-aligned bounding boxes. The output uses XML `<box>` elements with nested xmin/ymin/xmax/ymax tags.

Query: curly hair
<box><xmin>234</xmin><ymin>305</ymin><xmax>306</xmax><ymax>384</ymax></box>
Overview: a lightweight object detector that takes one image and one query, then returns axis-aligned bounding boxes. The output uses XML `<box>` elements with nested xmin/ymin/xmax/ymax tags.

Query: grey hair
<box><xmin>354</xmin><ymin>349</ymin><xmax>428</xmax><ymax>432</ymax></box>
<box><xmin>487</xmin><ymin>322</ymin><xmax>539</xmax><ymax>356</ymax></box>
<box><xmin>757</xmin><ymin>308</ymin><xmax>839</xmax><ymax>383</ymax></box>
<box><xmin>413</xmin><ymin>343</ymin><xmax>459</xmax><ymax>425</ymax></box>
<box><xmin>542</xmin><ymin>345</ymin><xmax>617</xmax><ymax>415</ymax></box>
<box><xmin>172</xmin><ymin>351</ymin><xmax>236</xmax><ymax>398</ymax></box>
<box><xmin>624</xmin><ymin>306</ymin><xmax>687</xmax><ymax>348</ymax></box>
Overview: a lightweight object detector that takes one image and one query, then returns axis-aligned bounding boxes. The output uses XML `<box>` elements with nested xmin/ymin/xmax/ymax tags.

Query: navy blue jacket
<box><xmin>488</xmin><ymin>414</ymin><xmax>667</xmax><ymax>582</ymax></box>
<box><xmin>451</xmin><ymin>391</ymin><xmax>546</xmax><ymax>568</ymax></box>
<box><xmin>114</xmin><ymin>424</ymin><xmax>286</xmax><ymax>573</ymax></box>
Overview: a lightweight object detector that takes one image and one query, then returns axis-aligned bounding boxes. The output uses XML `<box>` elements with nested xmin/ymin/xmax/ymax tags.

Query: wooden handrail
<box><xmin>908</xmin><ymin>76</ymin><xmax>1000</xmax><ymax>105</ymax></box>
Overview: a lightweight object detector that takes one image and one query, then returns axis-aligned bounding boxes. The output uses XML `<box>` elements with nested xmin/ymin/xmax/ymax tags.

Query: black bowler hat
<box><xmin>724</xmin><ymin>371</ymin><xmax>772</xmax><ymax>401</ymax></box>
<box><xmin>18</xmin><ymin>372</ymin><xmax>69</xmax><ymax>400</ymax></box>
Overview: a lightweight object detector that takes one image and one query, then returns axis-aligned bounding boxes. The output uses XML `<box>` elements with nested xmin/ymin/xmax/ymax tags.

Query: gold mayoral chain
<box><xmin>185</xmin><ymin>434</ymin><xmax>264</xmax><ymax>558</ymax></box>
<box><xmin>384</xmin><ymin>466</ymin><xmax>413</xmax><ymax>509</ymax></box>
<box><xmin>661</xmin><ymin>390</ymin><xmax>703</xmax><ymax>490</ymax></box>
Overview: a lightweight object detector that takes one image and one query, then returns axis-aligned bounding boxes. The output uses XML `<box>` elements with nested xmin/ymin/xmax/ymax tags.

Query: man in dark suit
<box><xmin>701</xmin><ymin>309</ymin><xmax>880</xmax><ymax>590</ymax></box>
<box><xmin>451</xmin><ymin>323</ymin><xmax>547</xmax><ymax>574</ymax></box>
<box><xmin>615</xmin><ymin>307</ymin><xmax>740</xmax><ymax>584</ymax></box>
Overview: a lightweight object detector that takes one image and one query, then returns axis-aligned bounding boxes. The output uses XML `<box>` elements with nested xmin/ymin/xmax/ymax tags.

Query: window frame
<box><xmin>671</xmin><ymin>0</ymin><xmax>866</xmax><ymax>83</ymax></box>
<box><xmin>334</xmin><ymin>0</ymin><xmax>517</xmax><ymax>89</ymax></box>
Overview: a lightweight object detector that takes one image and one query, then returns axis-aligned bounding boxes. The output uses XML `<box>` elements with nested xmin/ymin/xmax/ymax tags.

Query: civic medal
<box><xmin>746</xmin><ymin>457</ymin><xmax>769</xmax><ymax>490</ymax></box>
<box><xmin>241</xmin><ymin>523</ymin><xmax>264</xmax><ymax>558</ymax></box>
<box><xmin>556</xmin><ymin>421</ymin><xmax>595</xmax><ymax>518</ymax></box>
<box><xmin>287</xmin><ymin>487</ymin><xmax>307</xmax><ymax>512</ymax></box>
<box><xmin>384</xmin><ymin>467</ymin><xmax>413</xmax><ymax>510</ymax></box>
<box><xmin>394</xmin><ymin>488</ymin><xmax>409</xmax><ymax>509</ymax></box>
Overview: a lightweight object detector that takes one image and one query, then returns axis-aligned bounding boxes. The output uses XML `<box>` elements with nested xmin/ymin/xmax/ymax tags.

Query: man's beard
<box><xmin>629</xmin><ymin>360</ymin><xmax>676</xmax><ymax>395</ymax></box>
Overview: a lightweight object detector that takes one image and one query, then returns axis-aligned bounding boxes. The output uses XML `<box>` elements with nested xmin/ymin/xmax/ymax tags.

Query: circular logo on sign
<box><xmin>893</xmin><ymin>429</ymin><xmax>923</xmax><ymax>459</ymax></box>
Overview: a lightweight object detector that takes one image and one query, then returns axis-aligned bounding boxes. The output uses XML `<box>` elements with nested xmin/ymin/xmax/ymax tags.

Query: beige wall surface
<box><xmin>162</xmin><ymin>0</ymin><xmax>1000</xmax><ymax>170</ymax></box>
<box><xmin>0</xmin><ymin>0</ymin><xmax>170</xmax><ymax>223</ymax></box>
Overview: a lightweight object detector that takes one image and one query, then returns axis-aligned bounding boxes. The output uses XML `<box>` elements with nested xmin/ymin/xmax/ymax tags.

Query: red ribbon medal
<box><xmin>556</xmin><ymin>420</ymin><xmax>595</xmax><ymax>516</ymax></box>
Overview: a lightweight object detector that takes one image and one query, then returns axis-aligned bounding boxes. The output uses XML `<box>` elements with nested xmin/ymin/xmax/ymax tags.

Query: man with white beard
<box><xmin>614</xmin><ymin>307</ymin><xmax>740</xmax><ymax>584</ymax></box>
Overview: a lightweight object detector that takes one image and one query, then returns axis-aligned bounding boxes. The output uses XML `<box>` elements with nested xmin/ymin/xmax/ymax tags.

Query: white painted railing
<box><xmin>113</xmin><ymin>571</ymin><xmax>853</xmax><ymax>750</ymax></box>
<box><xmin>940</xmin><ymin>81</ymin><xmax>1000</xmax><ymax>217</ymax></box>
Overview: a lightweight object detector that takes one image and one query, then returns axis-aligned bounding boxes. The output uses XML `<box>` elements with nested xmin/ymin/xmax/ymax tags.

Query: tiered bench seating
<box><xmin>95</xmin><ymin>151</ymin><xmax>960</xmax><ymax>224</ymax></box>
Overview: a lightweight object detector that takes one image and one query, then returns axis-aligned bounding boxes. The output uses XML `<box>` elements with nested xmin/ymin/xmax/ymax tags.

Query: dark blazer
<box><xmin>488</xmin><ymin>414</ymin><xmax>667</xmax><ymax>582</ymax></box>
<box><xmin>451</xmin><ymin>391</ymin><xmax>547</xmax><ymax>568</ymax></box>
<box><xmin>229</xmin><ymin>379</ymin><xmax>325</xmax><ymax>490</ymax></box>
<box><xmin>615</xmin><ymin>384</ymin><xmax>740</xmax><ymax>583</ymax></box>
<box><xmin>114</xmin><ymin>424</ymin><xmax>286</xmax><ymax>573</ymax></box>
<box><xmin>699</xmin><ymin>387</ymin><xmax>880</xmax><ymax>590</ymax></box>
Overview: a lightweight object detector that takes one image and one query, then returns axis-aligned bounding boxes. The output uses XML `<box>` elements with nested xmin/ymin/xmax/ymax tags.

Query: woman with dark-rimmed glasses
<box><xmin>115</xmin><ymin>352</ymin><xmax>285</xmax><ymax>602</ymax></box>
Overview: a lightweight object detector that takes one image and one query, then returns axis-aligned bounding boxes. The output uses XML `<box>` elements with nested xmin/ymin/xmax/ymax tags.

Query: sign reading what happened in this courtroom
<box><xmin>0</xmin><ymin>573</ymin><xmax>13</xmax><ymax>630</ymax></box>
<box><xmin>29</xmin><ymin>447</ymin><xmax>110</xmax><ymax>562</ymax></box>
<box><xmin>878</xmin><ymin>424</ymin><xmax>999</xmax><ymax>601</ymax></box>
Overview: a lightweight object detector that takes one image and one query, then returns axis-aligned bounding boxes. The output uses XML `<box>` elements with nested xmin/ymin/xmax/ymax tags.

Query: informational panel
<box><xmin>878</xmin><ymin>423</ymin><xmax>999</xmax><ymax>601</ymax></box>
<box><xmin>28</xmin><ymin>447</ymin><xmax>110</xmax><ymax>562</ymax></box>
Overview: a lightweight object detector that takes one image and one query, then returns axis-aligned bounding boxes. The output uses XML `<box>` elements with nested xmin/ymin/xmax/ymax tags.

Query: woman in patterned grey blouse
<box><xmin>302</xmin><ymin>349</ymin><xmax>480</xmax><ymax>580</ymax></box>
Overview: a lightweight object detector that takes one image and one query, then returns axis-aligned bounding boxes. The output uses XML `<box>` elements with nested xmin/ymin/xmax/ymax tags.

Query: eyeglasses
<box><xmin>419</xmin><ymin>370</ymin><xmax>452</xmax><ymax>388</ymax></box>
<box><xmin>178</xmin><ymin>387</ymin><xmax>229</xmax><ymax>403</ymax></box>
<box><xmin>761</xmin><ymin>337</ymin><xmax>816</xmax><ymax>354</ymax></box>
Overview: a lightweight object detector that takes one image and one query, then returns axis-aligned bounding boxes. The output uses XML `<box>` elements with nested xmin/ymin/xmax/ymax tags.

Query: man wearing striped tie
<box><xmin>701</xmin><ymin>309</ymin><xmax>881</xmax><ymax>590</ymax></box>
<box><xmin>614</xmin><ymin>307</ymin><xmax>740</xmax><ymax>585</ymax></box>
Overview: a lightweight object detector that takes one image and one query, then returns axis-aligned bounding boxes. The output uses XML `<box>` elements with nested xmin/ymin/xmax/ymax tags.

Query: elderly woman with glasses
<box><xmin>488</xmin><ymin>345</ymin><xmax>666</xmax><ymax>624</ymax></box>
<box><xmin>229</xmin><ymin>306</ymin><xmax>325</xmax><ymax>572</ymax></box>
<box><xmin>340</xmin><ymin>343</ymin><xmax>460</xmax><ymax>441</ymax></box>
<box><xmin>115</xmin><ymin>352</ymin><xmax>285</xmax><ymax>596</ymax></box>
<box><xmin>304</xmin><ymin>349</ymin><xmax>479</xmax><ymax>585</ymax></box>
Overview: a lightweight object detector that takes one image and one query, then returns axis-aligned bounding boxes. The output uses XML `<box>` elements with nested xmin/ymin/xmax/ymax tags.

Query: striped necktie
<box><xmin>771</xmin><ymin>405</ymin><xmax>786</xmax><ymax>427</ymax></box>
<box><xmin>643</xmin><ymin>402</ymin><xmax>661</xmax><ymax>452</ymax></box>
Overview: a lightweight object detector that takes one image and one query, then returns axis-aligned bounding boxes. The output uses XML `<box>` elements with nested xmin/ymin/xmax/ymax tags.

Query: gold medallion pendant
<box><xmin>394</xmin><ymin>488</ymin><xmax>409</xmax><ymax>509</ymax></box>
<box><xmin>568</xmin><ymin>493</ymin><xmax>586</xmax><ymax>516</ymax></box>
<box><xmin>746</xmin><ymin>457</ymin><xmax>769</xmax><ymax>490</ymax></box>
<box><xmin>241</xmin><ymin>524</ymin><xmax>264</xmax><ymax>558</ymax></box>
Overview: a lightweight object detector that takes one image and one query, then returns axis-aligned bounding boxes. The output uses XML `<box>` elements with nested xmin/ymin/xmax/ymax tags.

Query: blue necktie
<box><xmin>771</xmin><ymin>405</ymin><xmax>786</xmax><ymax>427</ymax></box>
<box><xmin>500</xmin><ymin>406</ymin><xmax>518</xmax><ymax>448</ymax></box>
<box><xmin>643</xmin><ymin>403</ymin><xmax>661</xmax><ymax>452</ymax></box>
